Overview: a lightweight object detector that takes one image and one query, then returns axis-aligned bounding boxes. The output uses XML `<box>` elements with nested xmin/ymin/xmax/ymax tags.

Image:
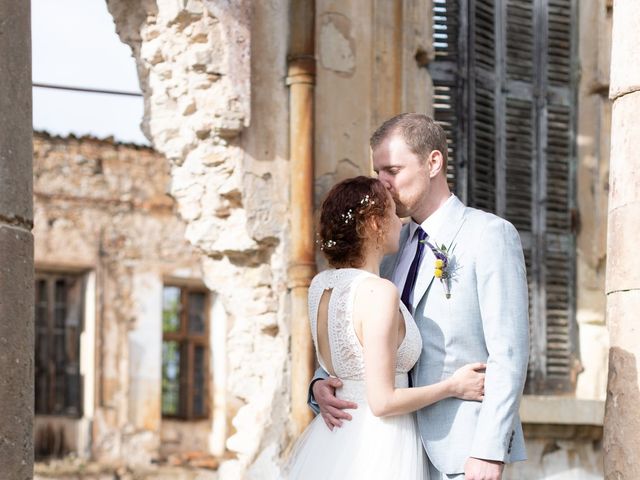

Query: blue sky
<box><xmin>31</xmin><ymin>0</ymin><xmax>149</xmax><ymax>145</ymax></box>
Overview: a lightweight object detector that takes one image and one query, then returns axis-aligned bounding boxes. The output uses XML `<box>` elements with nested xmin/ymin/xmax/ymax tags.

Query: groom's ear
<box><xmin>427</xmin><ymin>150</ymin><xmax>445</xmax><ymax>178</ymax></box>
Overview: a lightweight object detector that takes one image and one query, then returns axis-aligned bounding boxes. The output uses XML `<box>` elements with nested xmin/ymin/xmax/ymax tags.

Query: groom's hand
<box><xmin>312</xmin><ymin>377</ymin><xmax>358</xmax><ymax>430</ymax></box>
<box><xmin>464</xmin><ymin>457</ymin><xmax>504</xmax><ymax>480</ymax></box>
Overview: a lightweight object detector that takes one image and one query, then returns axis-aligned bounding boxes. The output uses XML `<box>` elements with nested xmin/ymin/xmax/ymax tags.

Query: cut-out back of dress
<box><xmin>308</xmin><ymin>268</ymin><xmax>422</xmax><ymax>382</ymax></box>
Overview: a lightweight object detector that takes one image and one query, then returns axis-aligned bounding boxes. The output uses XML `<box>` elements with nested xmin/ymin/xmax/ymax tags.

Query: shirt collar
<box><xmin>408</xmin><ymin>193</ymin><xmax>456</xmax><ymax>241</ymax></box>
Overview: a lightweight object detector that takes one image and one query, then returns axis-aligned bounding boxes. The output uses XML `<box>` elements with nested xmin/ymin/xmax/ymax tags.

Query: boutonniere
<box><xmin>422</xmin><ymin>241</ymin><xmax>455</xmax><ymax>299</ymax></box>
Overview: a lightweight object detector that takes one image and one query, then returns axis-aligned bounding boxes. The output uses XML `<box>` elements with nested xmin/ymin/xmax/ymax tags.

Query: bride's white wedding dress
<box><xmin>285</xmin><ymin>268</ymin><xmax>428</xmax><ymax>479</ymax></box>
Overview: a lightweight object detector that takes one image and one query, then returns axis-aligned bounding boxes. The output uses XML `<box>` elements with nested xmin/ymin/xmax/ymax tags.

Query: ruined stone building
<box><xmin>31</xmin><ymin>133</ymin><xmax>220</xmax><ymax>468</ymax></box>
<box><xmin>4</xmin><ymin>0</ymin><xmax>639</xmax><ymax>479</ymax></box>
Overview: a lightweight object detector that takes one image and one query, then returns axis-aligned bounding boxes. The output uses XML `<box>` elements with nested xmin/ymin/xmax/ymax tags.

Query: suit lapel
<box><xmin>412</xmin><ymin>196</ymin><xmax>467</xmax><ymax>307</ymax></box>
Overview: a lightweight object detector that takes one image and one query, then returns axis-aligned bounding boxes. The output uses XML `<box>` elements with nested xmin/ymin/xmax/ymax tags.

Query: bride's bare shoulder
<box><xmin>355</xmin><ymin>276</ymin><xmax>399</xmax><ymax>310</ymax></box>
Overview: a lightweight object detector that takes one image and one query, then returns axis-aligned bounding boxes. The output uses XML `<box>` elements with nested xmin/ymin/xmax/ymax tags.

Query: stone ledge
<box><xmin>520</xmin><ymin>395</ymin><xmax>604</xmax><ymax>426</ymax></box>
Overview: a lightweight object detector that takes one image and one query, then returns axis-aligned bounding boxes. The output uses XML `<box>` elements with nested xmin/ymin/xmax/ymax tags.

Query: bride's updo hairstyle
<box><xmin>318</xmin><ymin>176</ymin><xmax>391</xmax><ymax>268</ymax></box>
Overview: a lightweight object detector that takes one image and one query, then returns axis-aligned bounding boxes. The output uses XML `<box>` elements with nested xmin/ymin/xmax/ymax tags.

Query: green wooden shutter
<box><xmin>429</xmin><ymin>0</ymin><xmax>578</xmax><ymax>394</ymax></box>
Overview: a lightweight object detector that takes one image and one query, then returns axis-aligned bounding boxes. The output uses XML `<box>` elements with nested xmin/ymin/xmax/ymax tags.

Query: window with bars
<box><xmin>35</xmin><ymin>272</ymin><xmax>84</xmax><ymax>416</ymax></box>
<box><xmin>161</xmin><ymin>285</ymin><xmax>210</xmax><ymax>420</ymax></box>
<box><xmin>429</xmin><ymin>0</ymin><xmax>579</xmax><ymax>394</ymax></box>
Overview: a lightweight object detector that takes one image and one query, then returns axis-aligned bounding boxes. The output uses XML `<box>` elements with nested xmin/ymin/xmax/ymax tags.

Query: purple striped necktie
<box><xmin>400</xmin><ymin>227</ymin><xmax>427</xmax><ymax>313</ymax></box>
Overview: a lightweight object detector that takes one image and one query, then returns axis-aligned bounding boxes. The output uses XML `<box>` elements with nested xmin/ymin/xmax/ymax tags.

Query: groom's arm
<box><xmin>471</xmin><ymin>218</ymin><xmax>529</xmax><ymax>462</ymax></box>
<box><xmin>307</xmin><ymin>367</ymin><xmax>329</xmax><ymax>415</ymax></box>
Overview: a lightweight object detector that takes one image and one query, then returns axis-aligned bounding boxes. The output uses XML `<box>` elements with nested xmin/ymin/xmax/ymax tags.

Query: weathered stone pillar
<box><xmin>0</xmin><ymin>0</ymin><xmax>34</xmax><ymax>477</ymax></box>
<box><xmin>604</xmin><ymin>1</ymin><xmax>640</xmax><ymax>477</ymax></box>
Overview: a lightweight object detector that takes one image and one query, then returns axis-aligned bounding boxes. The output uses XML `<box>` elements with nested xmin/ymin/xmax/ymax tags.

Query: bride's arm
<box><xmin>357</xmin><ymin>277</ymin><xmax>484</xmax><ymax>418</ymax></box>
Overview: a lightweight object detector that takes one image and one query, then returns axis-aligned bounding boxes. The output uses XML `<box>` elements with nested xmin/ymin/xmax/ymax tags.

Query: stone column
<box><xmin>604</xmin><ymin>1</ymin><xmax>640</xmax><ymax>477</ymax></box>
<box><xmin>0</xmin><ymin>0</ymin><xmax>34</xmax><ymax>477</ymax></box>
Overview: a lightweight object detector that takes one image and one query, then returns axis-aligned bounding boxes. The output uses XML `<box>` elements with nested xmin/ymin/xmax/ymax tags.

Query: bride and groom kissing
<box><xmin>286</xmin><ymin>113</ymin><xmax>529</xmax><ymax>479</ymax></box>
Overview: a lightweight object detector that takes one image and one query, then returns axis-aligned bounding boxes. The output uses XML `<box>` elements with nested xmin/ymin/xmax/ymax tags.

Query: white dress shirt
<box><xmin>391</xmin><ymin>194</ymin><xmax>456</xmax><ymax>306</ymax></box>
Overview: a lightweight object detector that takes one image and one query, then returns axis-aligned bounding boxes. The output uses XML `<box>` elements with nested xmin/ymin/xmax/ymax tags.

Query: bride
<box><xmin>285</xmin><ymin>176</ymin><xmax>485</xmax><ymax>479</ymax></box>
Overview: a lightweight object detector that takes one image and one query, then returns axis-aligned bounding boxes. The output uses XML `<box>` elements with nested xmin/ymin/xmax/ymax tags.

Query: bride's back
<box><xmin>309</xmin><ymin>269</ymin><xmax>370</xmax><ymax>381</ymax></box>
<box><xmin>310</xmin><ymin>268</ymin><xmax>407</xmax><ymax>382</ymax></box>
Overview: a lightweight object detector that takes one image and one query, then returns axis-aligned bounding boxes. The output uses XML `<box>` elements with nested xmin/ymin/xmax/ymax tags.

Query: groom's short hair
<box><xmin>370</xmin><ymin>113</ymin><xmax>448</xmax><ymax>170</ymax></box>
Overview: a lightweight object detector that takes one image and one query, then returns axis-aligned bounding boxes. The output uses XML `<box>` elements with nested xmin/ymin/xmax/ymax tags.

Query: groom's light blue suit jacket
<box><xmin>310</xmin><ymin>196</ymin><xmax>529</xmax><ymax>474</ymax></box>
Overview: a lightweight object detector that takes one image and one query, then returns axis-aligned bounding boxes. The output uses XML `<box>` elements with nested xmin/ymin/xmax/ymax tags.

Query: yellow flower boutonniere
<box><xmin>422</xmin><ymin>241</ymin><xmax>454</xmax><ymax>298</ymax></box>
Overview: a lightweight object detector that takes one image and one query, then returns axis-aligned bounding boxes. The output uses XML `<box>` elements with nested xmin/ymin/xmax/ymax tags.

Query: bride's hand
<box><xmin>448</xmin><ymin>362</ymin><xmax>486</xmax><ymax>401</ymax></box>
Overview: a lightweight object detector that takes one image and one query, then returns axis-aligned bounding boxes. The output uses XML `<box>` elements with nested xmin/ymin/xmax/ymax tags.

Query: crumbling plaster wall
<box><xmin>574</xmin><ymin>0</ymin><xmax>612</xmax><ymax>401</ymax></box>
<box><xmin>314</xmin><ymin>0</ymin><xmax>432</xmax><ymax>204</ymax></box>
<box><xmin>105</xmin><ymin>1</ymin><xmax>292</xmax><ymax>477</ymax></box>
<box><xmin>33</xmin><ymin>133</ymin><xmax>205</xmax><ymax>463</ymax></box>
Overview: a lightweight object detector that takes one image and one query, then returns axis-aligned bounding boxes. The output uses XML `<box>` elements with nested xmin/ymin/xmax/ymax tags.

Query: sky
<box><xmin>31</xmin><ymin>0</ymin><xmax>149</xmax><ymax>145</ymax></box>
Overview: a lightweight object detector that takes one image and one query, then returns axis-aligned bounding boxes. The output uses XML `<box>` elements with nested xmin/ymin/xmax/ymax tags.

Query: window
<box><xmin>35</xmin><ymin>272</ymin><xmax>84</xmax><ymax>416</ymax></box>
<box><xmin>430</xmin><ymin>0</ymin><xmax>579</xmax><ymax>393</ymax></box>
<box><xmin>162</xmin><ymin>285</ymin><xmax>210</xmax><ymax>419</ymax></box>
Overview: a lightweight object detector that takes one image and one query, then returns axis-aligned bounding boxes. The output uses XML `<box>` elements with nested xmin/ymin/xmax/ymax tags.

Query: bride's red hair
<box><xmin>318</xmin><ymin>176</ymin><xmax>390</xmax><ymax>268</ymax></box>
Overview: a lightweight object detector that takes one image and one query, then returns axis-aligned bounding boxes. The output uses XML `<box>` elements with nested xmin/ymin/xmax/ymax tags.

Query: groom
<box><xmin>309</xmin><ymin>113</ymin><xmax>529</xmax><ymax>479</ymax></box>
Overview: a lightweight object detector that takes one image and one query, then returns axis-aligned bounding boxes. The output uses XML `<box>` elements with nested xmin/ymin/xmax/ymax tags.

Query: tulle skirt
<box><xmin>284</xmin><ymin>378</ymin><xmax>429</xmax><ymax>480</ymax></box>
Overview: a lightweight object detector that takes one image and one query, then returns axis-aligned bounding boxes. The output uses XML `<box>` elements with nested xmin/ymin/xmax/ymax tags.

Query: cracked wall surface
<box><xmin>106</xmin><ymin>1</ymin><xmax>292</xmax><ymax>477</ymax></box>
<box><xmin>33</xmin><ymin>133</ymin><xmax>205</xmax><ymax>465</ymax></box>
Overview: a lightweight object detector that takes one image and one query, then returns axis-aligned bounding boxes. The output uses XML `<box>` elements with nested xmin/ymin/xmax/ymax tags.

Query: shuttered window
<box><xmin>430</xmin><ymin>0</ymin><xmax>578</xmax><ymax>393</ymax></box>
<box><xmin>35</xmin><ymin>272</ymin><xmax>84</xmax><ymax>416</ymax></box>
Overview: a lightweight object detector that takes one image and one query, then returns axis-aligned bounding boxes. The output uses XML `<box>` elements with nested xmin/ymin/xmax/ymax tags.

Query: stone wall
<box><xmin>33</xmin><ymin>132</ymin><xmax>206</xmax><ymax>466</ymax></box>
<box><xmin>105</xmin><ymin>1</ymin><xmax>293</xmax><ymax>477</ymax></box>
<box><xmin>574</xmin><ymin>0</ymin><xmax>613</xmax><ymax>402</ymax></box>
<box><xmin>314</xmin><ymin>0</ymin><xmax>431</xmax><ymax>204</ymax></box>
<box><xmin>505</xmin><ymin>435</ymin><xmax>603</xmax><ymax>480</ymax></box>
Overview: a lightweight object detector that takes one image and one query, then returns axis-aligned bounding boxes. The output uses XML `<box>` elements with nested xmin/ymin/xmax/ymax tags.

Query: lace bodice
<box><xmin>308</xmin><ymin>268</ymin><xmax>422</xmax><ymax>386</ymax></box>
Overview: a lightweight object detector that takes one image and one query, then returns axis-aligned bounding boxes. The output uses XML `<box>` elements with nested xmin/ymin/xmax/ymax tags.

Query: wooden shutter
<box><xmin>35</xmin><ymin>279</ymin><xmax>50</xmax><ymax>415</ymax></box>
<box><xmin>34</xmin><ymin>273</ymin><xmax>84</xmax><ymax>416</ymax></box>
<box><xmin>430</xmin><ymin>0</ymin><xmax>467</xmax><ymax>196</ymax></box>
<box><xmin>64</xmin><ymin>277</ymin><xmax>84</xmax><ymax>415</ymax></box>
<box><xmin>537</xmin><ymin>0</ymin><xmax>578</xmax><ymax>392</ymax></box>
<box><xmin>429</xmin><ymin>0</ymin><xmax>578</xmax><ymax>394</ymax></box>
<box><xmin>501</xmin><ymin>0</ymin><xmax>540</xmax><ymax>389</ymax></box>
<box><xmin>469</xmin><ymin>0</ymin><xmax>497</xmax><ymax>213</ymax></box>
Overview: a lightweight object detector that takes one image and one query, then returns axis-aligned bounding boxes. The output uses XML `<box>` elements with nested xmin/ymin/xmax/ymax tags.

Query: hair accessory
<box><xmin>339</xmin><ymin>194</ymin><xmax>376</xmax><ymax>225</ymax></box>
<box><xmin>341</xmin><ymin>209</ymin><xmax>355</xmax><ymax>224</ymax></box>
<box><xmin>360</xmin><ymin>194</ymin><xmax>375</xmax><ymax>206</ymax></box>
<box><xmin>319</xmin><ymin>239</ymin><xmax>337</xmax><ymax>251</ymax></box>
